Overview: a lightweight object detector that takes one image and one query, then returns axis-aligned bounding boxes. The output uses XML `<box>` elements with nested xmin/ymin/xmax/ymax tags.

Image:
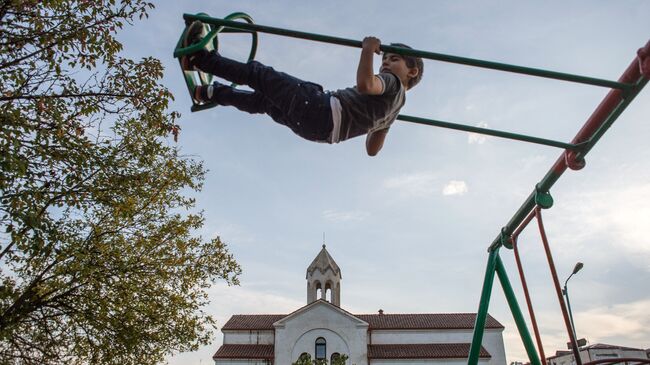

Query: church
<box><xmin>213</xmin><ymin>245</ymin><xmax>507</xmax><ymax>365</ymax></box>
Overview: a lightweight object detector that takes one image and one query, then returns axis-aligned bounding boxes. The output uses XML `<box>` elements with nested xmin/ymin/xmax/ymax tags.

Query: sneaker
<box><xmin>181</xmin><ymin>20</ymin><xmax>208</xmax><ymax>70</ymax></box>
<box><xmin>193</xmin><ymin>81</ymin><xmax>225</xmax><ymax>104</ymax></box>
<box><xmin>183</xmin><ymin>20</ymin><xmax>207</xmax><ymax>48</ymax></box>
<box><xmin>193</xmin><ymin>84</ymin><xmax>210</xmax><ymax>104</ymax></box>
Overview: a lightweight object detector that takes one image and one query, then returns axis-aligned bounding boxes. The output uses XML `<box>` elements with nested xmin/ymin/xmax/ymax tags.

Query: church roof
<box><xmin>273</xmin><ymin>299</ymin><xmax>368</xmax><ymax>328</ymax></box>
<box><xmin>222</xmin><ymin>314</ymin><xmax>286</xmax><ymax>330</ymax></box>
<box><xmin>213</xmin><ymin>344</ymin><xmax>273</xmax><ymax>360</ymax></box>
<box><xmin>357</xmin><ymin>313</ymin><xmax>505</xmax><ymax>330</ymax></box>
<box><xmin>221</xmin><ymin>312</ymin><xmax>503</xmax><ymax>330</ymax></box>
<box><xmin>213</xmin><ymin>343</ymin><xmax>490</xmax><ymax>360</ymax></box>
<box><xmin>306</xmin><ymin>244</ymin><xmax>341</xmax><ymax>278</ymax></box>
<box><xmin>368</xmin><ymin>343</ymin><xmax>491</xmax><ymax>359</ymax></box>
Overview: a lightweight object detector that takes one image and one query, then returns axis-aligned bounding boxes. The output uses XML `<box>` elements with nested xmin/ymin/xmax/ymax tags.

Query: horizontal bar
<box><xmin>183</xmin><ymin>13</ymin><xmax>632</xmax><ymax>90</ymax></box>
<box><xmin>397</xmin><ymin>114</ymin><xmax>580</xmax><ymax>150</ymax></box>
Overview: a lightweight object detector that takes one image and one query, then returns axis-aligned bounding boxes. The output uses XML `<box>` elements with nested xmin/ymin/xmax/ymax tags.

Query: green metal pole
<box><xmin>468</xmin><ymin>249</ymin><xmax>499</xmax><ymax>365</ymax></box>
<box><xmin>496</xmin><ymin>255</ymin><xmax>543</xmax><ymax>365</ymax></box>
<box><xmin>397</xmin><ymin>114</ymin><xmax>580</xmax><ymax>150</ymax></box>
<box><xmin>181</xmin><ymin>13</ymin><xmax>631</xmax><ymax>90</ymax></box>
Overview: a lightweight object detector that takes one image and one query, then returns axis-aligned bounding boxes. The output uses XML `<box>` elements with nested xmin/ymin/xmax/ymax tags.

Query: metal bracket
<box><xmin>501</xmin><ymin>228</ymin><xmax>514</xmax><ymax>250</ymax></box>
<box><xmin>535</xmin><ymin>184</ymin><xmax>554</xmax><ymax>209</ymax></box>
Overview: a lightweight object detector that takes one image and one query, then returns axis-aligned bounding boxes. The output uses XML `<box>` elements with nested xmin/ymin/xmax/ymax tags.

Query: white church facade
<box><xmin>213</xmin><ymin>245</ymin><xmax>507</xmax><ymax>365</ymax></box>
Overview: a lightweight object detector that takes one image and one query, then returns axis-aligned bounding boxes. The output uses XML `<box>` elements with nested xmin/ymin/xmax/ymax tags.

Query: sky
<box><xmin>118</xmin><ymin>1</ymin><xmax>650</xmax><ymax>364</ymax></box>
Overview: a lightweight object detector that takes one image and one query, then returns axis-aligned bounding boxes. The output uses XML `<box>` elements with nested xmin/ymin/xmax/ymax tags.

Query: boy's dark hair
<box><xmin>387</xmin><ymin>43</ymin><xmax>424</xmax><ymax>89</ymax></box>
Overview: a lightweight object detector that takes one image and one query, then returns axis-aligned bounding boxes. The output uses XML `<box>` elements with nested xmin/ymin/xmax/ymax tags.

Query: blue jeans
<box><xmin>194</xmin><ymin>50</ymin><xmax>333</xmax><ymax>142</ymax></box>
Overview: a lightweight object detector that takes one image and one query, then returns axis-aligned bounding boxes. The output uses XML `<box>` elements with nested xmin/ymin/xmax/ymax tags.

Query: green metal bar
<box><xmin>489</xmin><ymin>71</ymin><xmax>648</xmax><ymax>251</ymax></box>
<box><xmin>174</xmin><ymin>12</ymin><xmax>258</xmax><ymax>58</ymax></box>
<box><xmin>496</xmin><ymin>255</ymin><xmax>543</xmax><ymax>365</ymax></box>
<box><xmin>468</xmin><ymin>249</ymin><xmax>499</xmax><ymax>365</ymax></box>
<box><xmin>173</xmin><ymin>12</ymin><xmax>259</xmax><ymax>113</ymax></box>
<box><xmin>182</xmin><ymin>14</ymin><xmax>631</xmax><ymax>90</ymax></box>
<box><xmin>397</xmin><ymin>114</ymin><xmax>580</xmax><ymax>150</ymax></box>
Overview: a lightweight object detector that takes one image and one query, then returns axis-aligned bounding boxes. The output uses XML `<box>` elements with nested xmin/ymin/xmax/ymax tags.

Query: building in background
<box><xmin>212</xmin><ymin>245</ymin><xmax>507</xmax><ymax>365</ymax></box>
<box><xmin>546</xmin><ymin>343</ymin><xmax>649</xmax><ymax>365</ymax></box>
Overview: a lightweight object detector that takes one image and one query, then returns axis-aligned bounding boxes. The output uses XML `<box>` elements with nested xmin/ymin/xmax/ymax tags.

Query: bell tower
<box><xmin>306</xmin><ymin>244</ymin><xmax>341</xmax><ymax>306</ymax></box>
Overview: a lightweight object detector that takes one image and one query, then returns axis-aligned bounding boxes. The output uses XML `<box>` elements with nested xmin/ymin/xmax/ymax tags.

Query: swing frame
<box><xmin>173</xmin><ymin>12</ymin><xmax>650</xmax><ymax>365</ymax></box>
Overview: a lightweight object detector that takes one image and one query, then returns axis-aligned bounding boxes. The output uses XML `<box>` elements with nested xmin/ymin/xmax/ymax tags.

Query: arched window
<box><xmin>331</xmin><ymin>352</ymin><xmax>341</xmax><ymax>364</ymax></box>
<box><xmin>315</xmin><ymin>337</ymin><xmax>326</xmax><ymax>360</ymax></box>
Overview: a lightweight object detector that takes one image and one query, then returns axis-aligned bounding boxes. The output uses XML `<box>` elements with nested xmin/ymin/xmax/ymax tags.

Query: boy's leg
<box><xmin>182</xmin><ymin>20</ymin><xmax>304</xmax><ymax>106</ymax></box>
<box><xmin>203</xmin><ymin>83</ymin><xmax>277</xmax><ymax>115</ymax></box>
<box><xmin>202</xmin><ymin>82</ymin><xmax>333</xmax><ymax>142</ymax></box>
<box><xmin>191</xmin><ymin>50</ymin><xmax>302</xmax><ymax>113</ymax></box>
<box><xmin>183</xmin><ymin>22</ymin><xmax>332</xmax><ymax>141</ymax></box>
<box><xmin>202</xmin><ymin>83</ymin><xmax>292</xmax><ymax>127</ymax></box>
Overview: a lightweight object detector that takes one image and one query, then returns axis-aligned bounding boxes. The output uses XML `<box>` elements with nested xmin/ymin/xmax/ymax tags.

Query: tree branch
<box><xmin>0</xmin><ymin>92</ymin><xmax>135</xmax><ymax>102</ymax></box>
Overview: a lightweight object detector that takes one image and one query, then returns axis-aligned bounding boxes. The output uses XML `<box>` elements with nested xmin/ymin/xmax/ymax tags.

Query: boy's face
<box><xmin>381</xmin><ymin>53</ymin><xmax>419</xmax><ymax>89</ymax></box>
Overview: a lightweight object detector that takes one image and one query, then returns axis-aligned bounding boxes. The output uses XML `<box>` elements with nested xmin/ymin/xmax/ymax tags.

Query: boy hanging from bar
<box><xmin>181</xmin><ymin>20</ymin><xmax>423</xmax><ymax>156</ymax></box>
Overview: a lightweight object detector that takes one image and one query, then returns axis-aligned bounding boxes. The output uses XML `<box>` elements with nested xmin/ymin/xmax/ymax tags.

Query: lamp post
<box><xmin>563</xmin><ymin>262</ymin><xmax>583</xmax><ymax>346</ymax></box>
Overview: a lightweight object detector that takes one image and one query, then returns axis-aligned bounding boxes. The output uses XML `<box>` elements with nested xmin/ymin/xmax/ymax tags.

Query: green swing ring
<box><xmin>174</xmin><ymin>12</ymin><xmax>258</xmax><ymax>112</ymax></box>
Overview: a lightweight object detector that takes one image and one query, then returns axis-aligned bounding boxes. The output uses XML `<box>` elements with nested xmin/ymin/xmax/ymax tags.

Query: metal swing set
<box><xmin>173</xmin><ymin>12</ymin><xmax>650</xmax><ymax>365</ymax></box>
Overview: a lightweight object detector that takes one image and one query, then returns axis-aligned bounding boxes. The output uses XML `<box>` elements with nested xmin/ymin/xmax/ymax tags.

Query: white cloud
<box><xmin>576</xmin><ymin>299</ymin><xmax>650</xmax><ymax>343</ymax></box>
<box><xmin>322</xmin><ymin>209</ymin><xmax>370</xmax><ymax>222</ymax></box>
<box><xmin>468</xmin><ymin>121</ymin><xmax>490</xmax><ymax>144</ymax></box>
<box><xmin>207</xmin><ymin>282</ymin><xmax>303</xmax><ymax>317</ymax></box>
<box><xmin>169</xmin><ymin>283</ymin><xmax>302</xmax><ymax>365</ymax></box>
<box><xmin>550</xmin><ymin>183</ymin><xmax>650</xmax><ymax>269</ymax></box>
<box><xmin>442</xmin><ymin>180</ymin><xmax>468</xmax><ymax>196</ymax></box>
<box><xmin>382</xmin><ymin>172</ymin><xmax>439</xmax><ymax>197</ymax></box>
<box><xmin>519</xmin><ymin>154</ymin><xmax>549</xmax><ymax>171</ymax></box>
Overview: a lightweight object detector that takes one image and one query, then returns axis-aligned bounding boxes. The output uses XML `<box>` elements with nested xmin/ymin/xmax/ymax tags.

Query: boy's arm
<box><xmin>366</xmin><ymin>128</ymin><xmax>388</xmax><ymax>156</ymax></box>
<box><xmin>357</xmin><ymin>36</ymin><xmax>384</xmax><ymax>95</ymax></box>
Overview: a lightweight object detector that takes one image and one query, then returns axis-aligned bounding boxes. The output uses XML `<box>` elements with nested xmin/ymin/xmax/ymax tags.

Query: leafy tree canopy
<box><xmin>0</xmin><ymin>1</ymin><xmax>240</xmax><ymax>363</ymax></box>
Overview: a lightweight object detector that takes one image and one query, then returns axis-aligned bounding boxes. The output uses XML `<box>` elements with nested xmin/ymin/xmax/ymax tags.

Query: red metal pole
<box><xmin>511</xmin><ymin>209</ymin><xmax>547</xmax><ymax>365</ymax></box>
<box><xmin>559</xmin><ymin>40</ymin><xmax>650</xmax><ymax>172</ymax></box>
<box><xmin>494</xmin><ymin>40</ymin><xmax>650</xmax><ymax>252</ymax></box>
<box><xmin>535</xmin><ymin>207</ymin><xmax>582</xmax><ymax>365</ymax></box>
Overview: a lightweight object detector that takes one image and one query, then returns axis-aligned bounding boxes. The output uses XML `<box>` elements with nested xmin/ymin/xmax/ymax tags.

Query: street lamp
<box><xmin>563</xmin><ymin>262</ymin><xmax>584</xmax><ymax>346</ymax></box>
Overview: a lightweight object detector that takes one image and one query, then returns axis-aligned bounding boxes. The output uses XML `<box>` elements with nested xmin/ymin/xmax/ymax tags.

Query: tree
<box><xmin>0</xmin><ymin>1</ymin><xmax>241</xmax><ymax>364</ymax></box>
<box><xmin>293</xmin><ymin>353</ymin><xmax>315</xmax><ymax>365</ymax></box>
<box><xmin>292</xmin><ymin>353</ymin><xmax>350</xmax><ymax>365</ymax></box>
<box><xmin>332</xmin><ymin>353</ymin><xmax>349</xmax><ymax>365</ymax></box>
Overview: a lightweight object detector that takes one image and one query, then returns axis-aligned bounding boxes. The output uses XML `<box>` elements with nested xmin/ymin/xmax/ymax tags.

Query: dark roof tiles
<box><xmin>221</xmin><ymin>313</ymin><xmax>504</xmax><ymax>330</ymax></box>
<box><xmin>213</xmin><ymin>343</ymin><xmax>489</xmax><ymax>360</ymax></box>
<box><xmin>358</xmin><ymin>313</ymin><xmax>504</xmax><ymax>330</ymax></box>
<box><xmin>222</xmin><ymin>314</ymin><xmax>285</xmax><ymax>330</ymax></box>
<box><xmin>368</xmin><ymin>343</ymin><xmax>491</xmax><ymax>359</ymax></box>
<box><xmin>213</xmin><ymin>344</ymin><xmax>274</xmax><ymax>359</ymax></box>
